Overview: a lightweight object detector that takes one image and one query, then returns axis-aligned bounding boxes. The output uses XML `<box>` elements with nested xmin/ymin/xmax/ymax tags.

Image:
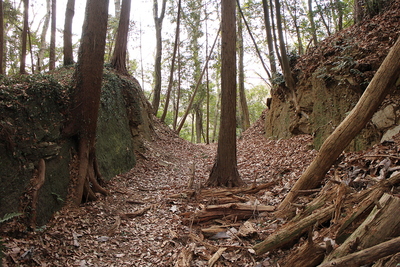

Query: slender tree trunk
<box><xmin>114</xmin><ymin>0</ymin><xmax>121</xmax><ymax>17</ymax></box>
<box><xmin>207</xmin><ymin>0</ymin><xmax>244</xmax><ymax>188</ymax></box>
<box><xmin>315</xmin><ymin>2</ymin><xmax>331</xmax><ymax>35</ymax></box>
<box><xmin>308</xmin><ymin>0</ymin><xmax>318</xmax><ymax>46</ymax></box>
<box><xmin>262</xmin><ymin>0</ymin><xmax>277</xmax><ymax>75</ymax></box>
<box><xmin>66</xmin><ymin>0</ymin><xmax>110</xmax><ymax>205</ymax></box>
<box><xmin>336</xmin><ymin>0</ymin><xmax>343</xmax><ymax>30</ymax></box>
<box><xmin>161</xmin><ymin>0</ymin><xmax>181</xmax><ymax>122</ymax></box>
<box><xmin>195</xmin><ymin>105</ymin><xmax>202</xmax><ymax>143</ymax></box>
<box><xmin>275</xmin><ymin>0</ymin><xmax>300</xmax><ymax>114</ymax></box>
<box><xmin>278</xmin><ymin>36</ymin><xmax>400</xmax><ymax>212</ymax></box>
<box><xmin>37</xmin><ymin>0</ymin><xmax>50</xmax><ymax>72</ymax></box>
<box><xmin>283</xmin><ymin>0</ymin><xmax>303</xmax><ymax>55</ymax></box>
<box><xmin>20</xmin><ymin>0</ymin><xmax>29</xmax><ymax>74</ymax></box>
<box><xmin>151</xmin><ymin>0</ymin><xmax>167</xmax><ymax>115</ymax></box>
<box><xmin>0</xmin><ymin>0</ymin><xmax>3</xmax><ymax>75</ymax></box>
<box><xmin>28</xmin><ymin>28</ymin><xmax>34</xmax><ymax>73</ymax></box>
<box><xmin>63</xmin><ymin>0</ymin><xmax>75</xmax><ymax>65</ymax></box>
<box><xmin>173</xmin><ymin>42</ymin><xmax>181</xmax><ymax>131</ymax></box>
<box><xmin>110</xmin><ymin>0</ymin><xmax>131</xmax><ymax>75</ymax></box>
<box><xmin>237</xmin><ymin>11</ymin><xmax>250</xmax><ymax>131</ymax></box>
<box><xmin>205</xmin><ymin>6</ymin><xmax>210</xmax><ymax>144</ymax></box>
<box><xmin>176</xmin><ymin>26</ymin><xmax>220</xmax><ymax>134</ymax></box>
<box><xmin>236</xmin><ymin>0</ymin><xmax>271</xmax><ymax>79</ymax></box>
<box><xmin>49</xmin><ymin>0</ymin><xmax>56</xmax><ymax>70</ymax></box>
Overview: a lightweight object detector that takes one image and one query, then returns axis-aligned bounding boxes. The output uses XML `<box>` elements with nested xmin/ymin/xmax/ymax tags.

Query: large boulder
<box><xmin>0</xmin><ymin>68</ymin><xmax>152</xmax><ymax>226</ymax></box>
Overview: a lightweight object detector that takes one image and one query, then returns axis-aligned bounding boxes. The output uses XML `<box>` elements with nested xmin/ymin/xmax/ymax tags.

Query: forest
<box><xmin>1</xmin><ymin>0</ymin><xmax>400</xmax><ymax>266</ymax></box>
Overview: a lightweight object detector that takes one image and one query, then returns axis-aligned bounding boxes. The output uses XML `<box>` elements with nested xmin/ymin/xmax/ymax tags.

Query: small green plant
<box><xmin>51</xmin><ymin>192</ymin><xmax>64</xmax><ymax>203</ymax></box>
<box><xmin>0</xmin><ymin>213</ymin><xmax>22</xmax><ymax>224</ymax></box>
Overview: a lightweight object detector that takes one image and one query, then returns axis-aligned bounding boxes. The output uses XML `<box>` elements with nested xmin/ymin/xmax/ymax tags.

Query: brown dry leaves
<box><xmin>1</xmin><ymin>113</ymin><xmax>319</xmax><ymax>266</ymax></box>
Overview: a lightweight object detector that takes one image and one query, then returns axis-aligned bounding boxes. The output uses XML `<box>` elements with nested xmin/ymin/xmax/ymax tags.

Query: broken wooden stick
<box><xmin>254</xmin><ymin>204</ymin><xmax>334</xmax><ymax>255</ymax></box>
<box><xmin>318</xmin><ymin>236</ymin><xmax>400</xmax><ymax>267</ymax></box>
<box><xmin>182</xmin><ymin>203</ymin><xmax>274</xmax><ymax>224</ymax></box>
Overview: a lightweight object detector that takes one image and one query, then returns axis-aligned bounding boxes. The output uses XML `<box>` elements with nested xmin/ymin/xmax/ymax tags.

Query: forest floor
<box><xmin>2</xmin><ymin>110</ymin><xmax>399</xmax><ymax>266</ymax></box>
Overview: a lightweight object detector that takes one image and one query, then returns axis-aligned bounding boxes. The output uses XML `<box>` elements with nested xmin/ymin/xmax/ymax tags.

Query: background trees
<box><xmin>0</xmin><ymin>0</ymin><xmax>387</xmax><ymax>143</ymax></box>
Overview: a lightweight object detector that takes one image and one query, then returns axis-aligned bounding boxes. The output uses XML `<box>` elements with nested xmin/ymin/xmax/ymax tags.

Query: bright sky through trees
<box><xmin>28</xmin><ymin>0</ymin><xmax>266</xmax><ymax>91</ymax></box>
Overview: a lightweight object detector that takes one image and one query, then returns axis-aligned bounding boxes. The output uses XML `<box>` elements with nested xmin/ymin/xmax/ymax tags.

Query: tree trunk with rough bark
<box><xmin>151</xmin><ymin>0</ymin><xmax>167</xmax><ymax>115</ymax></box>
<box><xmin>110</xmin><ymin>0</ymin><xmax>131</xmax><ymax>75</ymax></box>
<box><xmin>161</xmin><ymin>0</ymin><xmax>181</xmax><ymax>122</ymax></box>
<box><xmin>66</xmin><ymin>0</ymin><xmax>109</xmax><ymax>205</ymax></box>
<box><xmin>63</xmin><ymin>0</ymin><xmax>75</xmax><ymax>66</ymax></box>
<box><xmin>49</xmin><ymin>0</ymin><xmax>56</xmax><ymax>70</ymax></box>
<box><xmin>237</xmin><ymin>11</ymin><xmax>250</xmax><ymax>131</ymax></box>
<box><xmin>20</xmin><ymin>0</ymin><xmax>29</xmax><ymax>74</ymax></box>
<box><xmin>0</xmin><ymin>0</ymin><xmax>4</xmax><ymax>74</ymax></box>
<box><xmin>207</xmin><ymin>0</ymin><xmax>244</xmax><ymax>188</ymax></box>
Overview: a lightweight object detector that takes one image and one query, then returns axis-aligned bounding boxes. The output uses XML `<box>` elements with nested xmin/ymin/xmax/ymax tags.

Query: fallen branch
<box><xmin>208</xmin><ymin>247</ymin><xmax>227</xmax><ymax>267</ymax></box>
<box><xmin>317</xmin><ymin>236</ymin><xmax>400</xmax><ymax>267</ymax></box>
<box><xmin>182</xmin><ymin>203</ymin><xmax>274</xmax><ymax>224</ymax></box>
<box><xmin>122</xmin><ymin>205</ymin><xmax>153</xmax><ymax>219</ymax></box>
<box><xmin>254</xmin><ymin>204</ymin><xmax>334</xmax><ymax>255</ymax></box>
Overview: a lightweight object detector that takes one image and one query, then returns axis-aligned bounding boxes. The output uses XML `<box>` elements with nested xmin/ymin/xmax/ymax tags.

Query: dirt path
<box><xmin>1</xmin><ymin>116</ymin><xmax>317</xmax><ymax>266</ymax></box>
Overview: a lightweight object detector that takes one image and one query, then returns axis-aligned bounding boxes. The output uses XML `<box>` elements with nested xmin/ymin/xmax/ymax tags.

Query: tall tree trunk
<box><xmin>262</xmin><ymin>0</ymin><xmax>277</xmax><ymax>75</ymax></box>
<box><xmin>161</xmin><ymin>0</ymin><xmax>181</xmax><ymax>122</ymax></box>
<box><xmin>275</xmin><ymin>0</ymin><xmax>300</xmax><ymax>114</ymax></box>
<box><xmin>114</xmin><ymin>0</ymin><xmax>121</xmax><ymax>18</ymax></box>
<box><xmin>20</xmin><ymin>0</ymin><xmax>29</xmax><ymax>74</ymax></box>
<box><xmin>0</xmin><ymin>0</ymin><xmax>4</xmax><ymax>75</ymax></box>
<box><xmin>110</xmin><ymin>0</ymin><xmax>131</xmax><ymax>75</ymax></box>
<box><xmin>236</xmin><ymin>0</ymin><xmax>271</xmax><ymax>79</ymax></box>
<box><xmin>37</xmin><ymin>0</ymin><xmax>50</xmax><ymax>72</ymax></box>
<box><xmin>49</xmin><ymin>0</ymin><xmax>56</xmax><ymax>70</ymax></box>
<box><xmin>176</xmin><ymin>27</ymin><xmax>220</xmax><ymax>134</ymax></box>
<box><xmin>173</xmin><ymin>42</ymin><xmax>181</xmax><ymax>131</ymax></box>
<box><xmin>63</xmin><ymin>0</ymin><xmax>75</xmax><ymax>65</ymax></box>
<box><xmin>283</xmin><ymin>0</ymin><xmax>304</xmax><ymax>55</ymax></box>
<box><xmin>336</xmin><ymin>0</ymin><xmax>343</xmax><ymax>30</ymax></box>
<box><xmin>237</xmin><ymin>11</ymin><xmax>250</xmax><ymax>131</ymax></box>
<box><xmin>151</xmin><ymin>0</ymin><xmax>167</xmax><ymax>115</ymax></box>
<box><xmin>207</xmin><ymin>0</ymin><xmax>244</xmax><ymax>188</ymax></box>
<box><xmin>66</xmin><ymin>0</ymin><xmax>109</xmax><ymax>205</ymax></box>
<box><xmin>195</xmin><ymin>105</ymin><xmax>203</xmax><ymax>143</ymax></box>
<box><xmin>278</xmin><ymin>36</ymin><xmax>400</xmax><ymax>212</ymax></box>
<box><xmin>307</xmin><ymin>0</ymin><xmax>318</xmax><ymax>46</ymax></box>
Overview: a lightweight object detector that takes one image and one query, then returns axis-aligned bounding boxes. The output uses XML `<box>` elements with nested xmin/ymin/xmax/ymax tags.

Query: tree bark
<box><xmin>37</xmin><ymin>0</ymin><xmax>50</xmax><ymax>72</ymax></box>
<box><xmin>49</xmin><ymin>0</ymin><xmax>56</xmax><ymax>70</ymax></box>
<box><xmin>176</xmin><ymin>27</ymin><xmax>220</xmax><ymax>134</ymax></box>
<box><xmin>20</xmin><ymin>0</ymin><xmax>29</xmax><ymax>74</ymax></box>
<box><xmin>307</xmin><ymin>0</ymin><xmax>318</xmax><ymax>46</ymax></box>
<box><xmin>207</xmin><ymin>0</ymin><xmax>244</xmax><ymax>187</ymax></box>
<box><xmin>274</xmin><ymin>0</ymin><xmax>300</xmax><ymax>114</ymax></box>
<box><xmin>237</xmin><ymin>11</ymin><xmax>250</xmax><ymax>131</ymax></box>
<box><xmin>110</xmin><ymin>0</ymin><xmax>131</xmax><ymax>75</ymax></box>
<box><xmin>160</xmin><ymin>0</ymin><xmax>181</xmax><ymax>122</ymax></box>
<box><xmin>151</xmin><ymin>0</ymin><xmax>167</xmax><ymax>115</ymax></box>
<box><xmin>262</xmin><ymin>0</ymin><xmax>277</xmax><ymax>75</ymax></box>
<box><xmin>67</xmin><ymin>0</ymin><xmax>109</xmax><ymax>205</ymax></box>
<box><xmin>0</xmin><ymin>0</ymin><xmax>4</xmax><ymax>74</ymax></box>
<box><xmin>318</xmin><ymin>236</ymin><xmax>400</xmax><ymax>267</ymax></box>
<box><xmin>278</xmin><ymin>36</ymin><xmax>400</xmax><ymax>212</ymax></box>
<box><xmin>63</xmin><ymin>0</ymin><xmax>75</xmax><ymax>66</ymax></box>
<box><xmin>324</xmin><ymin>193</ymin><xmax>400</xmax><ymax>262</ymax></box>
<box><xmin>254</xmin><ymin>204</ymin><xmax>334</xmax><ymax>255</ymax></box>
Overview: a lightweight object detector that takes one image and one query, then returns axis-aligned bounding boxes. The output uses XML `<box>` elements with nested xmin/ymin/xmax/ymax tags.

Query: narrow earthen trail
<box><xmin>2</xmin><ymin>115</ymin><xmax>317</xmax><ymax>266</ymax></box>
